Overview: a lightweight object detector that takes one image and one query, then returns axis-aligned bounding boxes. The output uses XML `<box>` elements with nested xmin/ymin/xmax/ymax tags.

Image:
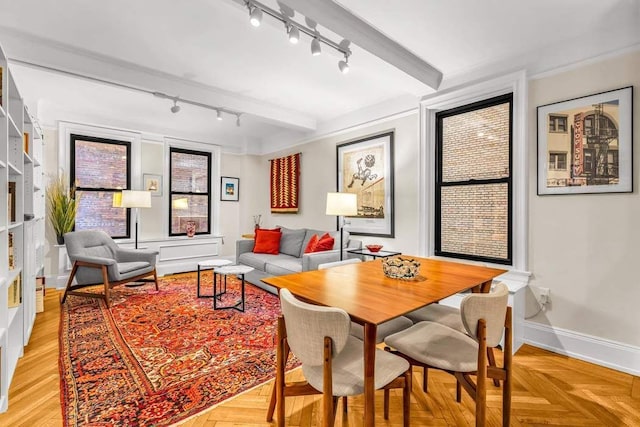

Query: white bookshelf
<box><xmin>0</xmin><ymin>42</ymin><xmax>43</xmax><ymax>412</ymax></box>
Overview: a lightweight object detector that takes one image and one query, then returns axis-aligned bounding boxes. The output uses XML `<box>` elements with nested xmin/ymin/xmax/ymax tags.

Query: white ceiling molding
<box><xmin>270</xmin><ymin>0</ymin><xmax>443</xmax><ymax>90</ymax></box>
<box><xmin>0</xmin><ymin>26</ymin><xmax>317</xmax><ymax>132</ymax></box>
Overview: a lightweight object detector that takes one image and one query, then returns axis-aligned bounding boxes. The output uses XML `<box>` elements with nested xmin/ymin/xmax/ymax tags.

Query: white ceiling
<box><xmin>0</xmin><ymin>0</ymin><xmax>638</xmax><ymax>154</ymax></box>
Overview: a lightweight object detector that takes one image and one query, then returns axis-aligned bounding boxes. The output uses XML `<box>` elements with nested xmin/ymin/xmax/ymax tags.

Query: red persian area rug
<box><xmin>59</xmin><ymin>272</ymin><xmax>292</xmax><ymax>426</ymax></box>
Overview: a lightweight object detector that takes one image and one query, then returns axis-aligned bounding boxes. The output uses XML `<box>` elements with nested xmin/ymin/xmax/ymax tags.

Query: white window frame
<box><xmin>418</xmin><ymin>71</ymin><xmax>528</xmax><ymax>271</ymax></box>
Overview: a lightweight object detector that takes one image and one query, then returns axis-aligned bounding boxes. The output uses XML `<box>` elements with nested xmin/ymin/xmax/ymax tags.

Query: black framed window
<box><xmin>435</xmin><ymin>93</ymin><xmax>513</xmax><ymax>265</ymax></box>
<box><xmin>70</xmin><ymin>134</ymin><xmax>131</xmax><ymax>238</ymax></box>
<box><xmin>169</xmin><ymin>147</ymin><xmax>211</xmax><ymax>236</ymax></box>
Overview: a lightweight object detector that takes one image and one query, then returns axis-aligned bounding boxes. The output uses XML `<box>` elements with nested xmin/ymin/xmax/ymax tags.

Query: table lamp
<box><xmin>121</xmin><ymin>190</ymin><xmax>152</xmax><ymax>249</ymax></box>
<box><xmin>326</xmin><ymin>192</ymin><xmax>358</xmax><ymax>260</ymax></box>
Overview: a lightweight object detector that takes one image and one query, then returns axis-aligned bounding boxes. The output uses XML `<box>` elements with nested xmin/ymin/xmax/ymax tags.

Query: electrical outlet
<box><xmin>538</xmin><ymin>287</ymin><xmax>550</xmax><ymax>306</ymax></box>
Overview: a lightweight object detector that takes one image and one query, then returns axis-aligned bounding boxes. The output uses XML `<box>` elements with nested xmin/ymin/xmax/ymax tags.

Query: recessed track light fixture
<box><xmin>244</xmin><ymin>0</ymin><xmax>352</xmax><ymax>74</ymax></box>
<box><xmin>154</xmin><ymin>92</ymin><xmax>243</xmax><ymax>126</ymax></box>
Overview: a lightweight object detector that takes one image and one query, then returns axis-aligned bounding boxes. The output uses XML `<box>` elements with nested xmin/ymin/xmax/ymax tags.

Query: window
<box><xmin>435</xmin><ymin>93</ymin><xmax>512</xmax><ymax>265</ymax></box>
<box><xmin>70</xmin><ymin>134</ymin><xmax>131</xmax><ymax>238</ymax></box>
<box><xmin>549</xmin><ymin>114</ymin><xmax>567</xmax><ymax>133</ymax></box>
<box><xmin>169</xmin><ymin>147</ymin><xmax>211</xmax><ymax>236</ymax></box>
<box><xmin>548</xmin><ymin>152</ymin><xmax>567</xmax><ymax>170</ymax></box>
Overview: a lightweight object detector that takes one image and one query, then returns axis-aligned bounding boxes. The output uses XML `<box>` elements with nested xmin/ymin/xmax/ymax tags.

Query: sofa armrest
<box><xmin>236</xmin><ymin>239</ymin><xmax>255</xmax><ymax>263</ymax></box>
<box><xmin>302</xmin><ymin>250</ymin><xmax>342</xmax><ymax>271</ymax></box>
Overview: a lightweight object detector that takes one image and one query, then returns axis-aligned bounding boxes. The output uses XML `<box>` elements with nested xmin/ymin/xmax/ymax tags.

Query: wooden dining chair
<box><xmin>267</xmin><ymin>288</ymin><xmax>411</xmax><ymax>427</ymax></box>
<box><xmin>385</xmin><ymin>283</ymin><xmax>512</xmax><ymax>427</ymax></box>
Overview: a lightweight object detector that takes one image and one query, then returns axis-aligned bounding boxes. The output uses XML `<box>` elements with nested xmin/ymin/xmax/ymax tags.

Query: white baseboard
<box><xmin>524</xmin><ymin>321</ymin><xmax>640</xmax><ymax>376</ymax></box>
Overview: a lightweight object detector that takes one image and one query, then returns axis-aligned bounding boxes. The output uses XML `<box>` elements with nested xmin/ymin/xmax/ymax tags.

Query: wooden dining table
<box><xmin>262</xmin><ymin>256</ymin><xmax>507</xmax><ymax>426</ymax></box>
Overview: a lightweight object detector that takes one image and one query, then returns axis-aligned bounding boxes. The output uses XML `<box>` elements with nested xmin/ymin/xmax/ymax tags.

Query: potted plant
<box><xmin>46</xmin><ymin>175</ymin><xmax>79</xmax><ymax>245</ymax></box>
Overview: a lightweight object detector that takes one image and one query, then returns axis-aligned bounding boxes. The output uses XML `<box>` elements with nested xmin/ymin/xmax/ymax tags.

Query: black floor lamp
<box><xmin>325</xmin><ymin>192</ymin><xmax>358</xmax><ymax>260</ymax></box>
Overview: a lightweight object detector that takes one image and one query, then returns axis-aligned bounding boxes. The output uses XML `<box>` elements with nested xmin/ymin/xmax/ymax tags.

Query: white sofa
<box><xmin>236</xmin><ymin>226</ymin><xmax>362</xmax><ymax>293</ymax></box>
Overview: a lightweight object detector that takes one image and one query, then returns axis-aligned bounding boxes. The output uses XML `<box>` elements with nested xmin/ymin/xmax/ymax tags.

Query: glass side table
<box><xmin>347</xmin><ymin>248</ymin><xmax>401</xmax><ymax>260</ymax></box>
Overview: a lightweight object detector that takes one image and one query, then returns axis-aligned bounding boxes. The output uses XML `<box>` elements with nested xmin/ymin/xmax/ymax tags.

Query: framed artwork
<box><xmin>537</xmin><ymin>86</ymin><xmax>633</xmax><ymax>195</ymax></box>
<box><xmin>337</xmin><ymin>131</ymin><xmax>394</xmax><ymax>237</ymax></box>
<box><xmin>220</xmin><ymin>176</ymin><xmax>239</xmax><ymax>201</ymax></box>
<box><xmin>143</xmin><ymin>174</ymin><xmax>162</xmax><ymax>196</ymax></box>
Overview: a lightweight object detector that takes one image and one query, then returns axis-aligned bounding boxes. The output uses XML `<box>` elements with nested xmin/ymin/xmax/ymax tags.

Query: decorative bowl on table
<box><xmin>382</xmin><ymin>257</ymin><xmax>421</xmax><ymax>280</ymax></box>
<box><xmin>365</xmin><ymin>244</ymin><xmax>383</xmax><ymax>253</ymax></box>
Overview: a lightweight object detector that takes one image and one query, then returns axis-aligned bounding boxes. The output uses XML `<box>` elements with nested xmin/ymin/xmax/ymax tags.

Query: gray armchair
<box><xmin>61</xmin><ymin>230</ymin><xmax>159</xmax><ymax>308</ymax></box>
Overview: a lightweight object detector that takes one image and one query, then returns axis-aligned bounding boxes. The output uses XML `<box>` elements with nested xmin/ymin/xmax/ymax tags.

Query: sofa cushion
<box><xmin>278</xmin><ymin>227</ymin><xmax>307</xmax><ymax>257</ymax></box>
<box><xmin>265</xmin><ymin>255</ymin><xmax>304</xmax><ymax>276</ymax></box>
<box><xmin>304</xmin><ymin>234</ymin><xmax>320</xmax><ymax>253</ymax></box>
<box><xmin>301</xmin><ymin>228</ymin><xmax>328</xmax><ymax>256</ymax></box>
<box><xmin>315</xmin><ymin>233</ymin><xmax>335</xmax><ymax>251</ymax></box>
<box><xmin>238</xmin><ymin>252</ymin><xmax>280</xmax><ymax>271</ymax></box>
<box><xmin>253</xmin><ymin>229</ymin><xmax>282</xmax><ymax>254</ymax></box>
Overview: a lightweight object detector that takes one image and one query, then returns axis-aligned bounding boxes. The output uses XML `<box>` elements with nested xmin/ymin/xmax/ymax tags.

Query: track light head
<box><xmin>311</xmin><ymin>37</ymin><xmax>321</xmax><ymax>56</ymax></box>
<box><xmin>216</xmin><ymin>109</ymin><xmax>223</xmax><ymax>121</ymax></box>
<box><xmin>171</xmin><ymin>99</ymin><xmax>180</xmax><ymax>113</ymax></box>
<box><xmin>249</xmin><ymin>5</ymin><xmax>262</xmax><ymax>27</ymax></box>
<box><xmin>338</xmin><ymin>58</ymin><xmax>349</xmax><ymax>74</ymax></box>
<box><xmin>287</xmin><ymin>24</ymin><xmax>299</xmax><ymax>44</ymax></box>
<box><xmin>236</xmin><ymin>114</ymin><xmax>241</xmax><ymax>127</ymax></box>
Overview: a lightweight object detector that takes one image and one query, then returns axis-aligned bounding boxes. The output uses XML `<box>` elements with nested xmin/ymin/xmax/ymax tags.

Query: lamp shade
<box><xmin>120</xmin><ymin>190</ymin><xmax>152</xmax><ymax>208</ymax></box>
<box><xmin>326</xmin><ymin>192</ymin><xmax>357</xmax><ymax>216</ymax></box>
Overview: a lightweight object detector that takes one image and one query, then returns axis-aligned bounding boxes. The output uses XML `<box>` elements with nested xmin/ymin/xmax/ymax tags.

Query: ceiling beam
<box><xmin>270</xmin><ymin>0</ymin><xmax>443</xmax><ymax>90</ymax></box>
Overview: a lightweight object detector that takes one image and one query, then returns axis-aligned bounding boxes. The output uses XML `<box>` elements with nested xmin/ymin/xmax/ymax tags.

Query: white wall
<box><xmin>527</xmin><ymin>51</ymin><xmax>640</xmax><ymax>349</ymax></box>
<box><xmin>243</xmin><ymin>112</ymin><xmax>420</xmax><ymax>254</ymax></box>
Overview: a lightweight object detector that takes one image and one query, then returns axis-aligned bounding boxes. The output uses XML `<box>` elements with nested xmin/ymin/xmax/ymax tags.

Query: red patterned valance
<box><xmin>270</xmin><ymin>153</ymin><xmax>300</xmax><ymax>213</ymax></box>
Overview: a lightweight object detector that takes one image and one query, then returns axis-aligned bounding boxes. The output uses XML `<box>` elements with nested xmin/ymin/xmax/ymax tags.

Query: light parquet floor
<box><xmin>0</xmin><ymin>289</ymin><xmax>638</xmax><ymax>426</ymax></box>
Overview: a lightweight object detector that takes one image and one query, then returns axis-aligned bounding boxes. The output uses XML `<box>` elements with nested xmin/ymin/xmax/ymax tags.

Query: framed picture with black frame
<box><xmin>220</xmin><ymin>176</ymin><xmax>239</xmax><ymax>201</ymax></box>
<box><xmin>537</xmin><ymin>86</ymin><xmax>633</xmax><ymax>195</ymax></box>
<box><xmin>336</xmin><ymin>131</ymin><xmax>394</xmax><ymax>237</ymax></box>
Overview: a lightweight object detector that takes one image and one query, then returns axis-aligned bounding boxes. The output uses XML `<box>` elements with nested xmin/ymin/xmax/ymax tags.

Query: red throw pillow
<box><xmin>253</xmin><ymin>229</ymin><xmax>282</xmax><ymax>254</ymax></box>
<box><xmin>304</xmin><ymin>234</ymin><xmax>320</xmax><ymax>253</ymax></box>
<box><xmin>314</xmin><ymin>233</ymin><xmax>335</xmax><ymax>252</ymax></box>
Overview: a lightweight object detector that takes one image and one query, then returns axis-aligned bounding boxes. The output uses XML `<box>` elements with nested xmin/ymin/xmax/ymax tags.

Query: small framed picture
<box><xmin>220</xmin><ymin>176</ymin><xmax>239</xmax><ymax>201</ymax></box>
<box><xmin>143</xmin><ymin>174</ymin><xmax>162</xmax><ymax>197</ymax></box>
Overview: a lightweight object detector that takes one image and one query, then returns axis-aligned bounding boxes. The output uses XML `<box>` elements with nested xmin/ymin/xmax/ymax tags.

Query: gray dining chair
<box><xmin>61</xmin><ymin>230</ymin><xmax>159</xmax><ymax>308</ymax></box>
<box><xmin>267</xmin><ymin>288</ymin><xmax>411</xmax><ymax>427</ymax></box>
<box><xmin>384</xmin><ymin>282</ymin><xmax>512</xmax><ymax>427</ymax></box>
<box><xmin>318</xmin><ymin>258</ymin><xmax>414</xmax><ymax>343</ymax></box>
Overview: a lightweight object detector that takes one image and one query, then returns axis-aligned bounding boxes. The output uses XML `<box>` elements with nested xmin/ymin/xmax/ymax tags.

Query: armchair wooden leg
<box><xmin>153</xmin><ymin>268</ymin><xmax>159</xmax><ymax>291</ymax></box>
<box><xmin>61</xmin><ymin>262</ymin><xmax>80</xmax><ymax>304</ymax></box>
<box><xmin>102</xmin><ymin>265</ymin><xmax>111</xmax><ymax>308</ymax></box>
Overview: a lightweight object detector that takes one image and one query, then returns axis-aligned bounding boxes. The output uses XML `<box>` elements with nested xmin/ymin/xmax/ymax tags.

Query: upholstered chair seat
<box><xmin>405</xmin><ymin>303</ymin><xmax>465</xmax><ymax>332</ymax></box>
